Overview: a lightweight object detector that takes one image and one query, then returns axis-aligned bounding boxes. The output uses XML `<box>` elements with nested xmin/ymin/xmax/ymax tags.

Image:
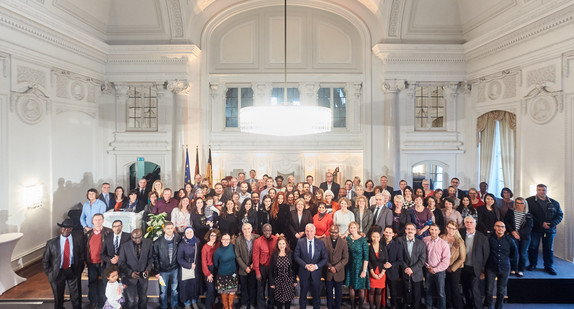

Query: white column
<box><xmin>167</xmin><ymin>80</ymin><xmax>190</xmax><ymax>184</ymax></box>
<box><xmin>377</xmin><ymin>79</ymin><xmax>404</xmax><ymax>184</ymax></box>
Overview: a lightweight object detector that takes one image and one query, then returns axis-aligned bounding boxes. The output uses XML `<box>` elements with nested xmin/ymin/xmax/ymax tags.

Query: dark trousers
<box><xmin>205</xmin><ymin>265</ymin><xmax>216</xmax><ymax>309</ymax></box>
<box><xmin>402</xmin><ymin>278</ymin><xmax>422</xmax><ymax>309</ymax></box>
<box><xmin>445</xmin><ymin>269</ymin><xmax>463</xmax><ymax>309</ymax></box>
<box><xmin>49</xmin><ymin>268</ymin><xmax>81</xmax><ymax>309</ymax></box>
<box><xmin>124</xmin><ymin>277</ymin><xmax>149</xmax><ymax>309</ymax></box>
<box><xmin>257</xmin><ymin>264</ymin><xmax>273</xmax><ymax>309</ymax></box>
<box><xmin>87</xmin><ymin>262</ymin><xmax>105</xmax><ymax>305</ymax></box>
<box><xmin>485</xmin><ymin>268</ymin><xmax>509</xmax><ymax>309</ymax></box>
<box><xmin>528</xmin><ymin>231</ymin><xmax>554</xmax><ymax>269</ymax></box>
<box><xmin>299</xmin><ymin>274</ymin><xmax>321</xmax><ymax>309</ymax></box>
<box><xmin>240</xmin><ymin>272</ymin><xmax>257</xmax><ymax>307</ymax></box>
<box><xmin>461</xmin><ymin>266</ymin><xmax>482</xmax><ymax>309</ymax></box>
<box><xmin>325</xmin><ymin>279</ymin><xmax>343</xmax><ymax>309</ymax></box>
<box><xmin>386</xmin><ymin>278</ymin><xmax>402</xmax><ymax>308</ymax></box>
<box><xmin>513</xmin><ymin>237</ymin><xmax>530</xmax><ymax>272</ymax></box>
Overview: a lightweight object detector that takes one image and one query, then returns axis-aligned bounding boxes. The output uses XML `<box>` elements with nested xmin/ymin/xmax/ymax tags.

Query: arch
<box><xmin>411</xmin><ymin>160</ymin><xmax>449</xmax><ymax>190</ymax></box>
<box><xmin>126</xmin><ymin>161</ymin><xmax>161</xmax><ymax>191</ymax></box>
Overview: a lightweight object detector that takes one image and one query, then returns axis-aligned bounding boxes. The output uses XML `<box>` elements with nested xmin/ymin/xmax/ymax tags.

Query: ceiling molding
<box><xmin>372</xmin><ymin>44</ymin><xmax>466</xmax><ymax>64</ymax></box>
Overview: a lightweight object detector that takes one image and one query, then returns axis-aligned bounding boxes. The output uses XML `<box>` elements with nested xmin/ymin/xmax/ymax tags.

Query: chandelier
<box><xmin>239</xmin><ymin>0</ymin><xmax>332</xmax><ymax>136</ymax></box>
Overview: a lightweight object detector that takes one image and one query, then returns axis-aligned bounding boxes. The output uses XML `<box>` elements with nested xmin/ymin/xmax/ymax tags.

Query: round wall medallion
<box><xmin>70</xmin><ymin>81</ymin><xmax>86</xmax><ymax>101</ymax></box>
<box><xmin>529</xmin><ymin>96</ymin><xmax>556</xmax><ymax>124</ymax></box>
<box><xmin>16</xmin><ymin>96</ymin><xmax>45</xmax><ymax>124</ymax></box>
<box><xmin>487</xmin><ymin>80</ymin><xmax>503</xmax><ymax>100</ymax></box>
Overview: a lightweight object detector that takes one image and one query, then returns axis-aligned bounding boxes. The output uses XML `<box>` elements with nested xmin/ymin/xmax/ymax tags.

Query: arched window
<box><xmin>412</xmin><ymin>161</ymin><xmax>447</xmax><ymax>190</ymax></box>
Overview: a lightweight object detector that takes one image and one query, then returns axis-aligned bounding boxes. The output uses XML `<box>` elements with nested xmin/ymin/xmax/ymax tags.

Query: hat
<box><xmin>57</xmin><ymin>218</ymin><xmax>75</xmax><ymax>228</ymax></box>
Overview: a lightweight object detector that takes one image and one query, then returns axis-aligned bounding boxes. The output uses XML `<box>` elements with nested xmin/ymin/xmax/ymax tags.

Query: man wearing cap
<box><xmin>43</xmin><ymin>218</ymin><xmax>85</xmax><ymax>309</ymax></box>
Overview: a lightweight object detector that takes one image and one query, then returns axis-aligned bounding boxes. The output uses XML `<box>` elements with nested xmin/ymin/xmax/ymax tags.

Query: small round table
<box><xmin>0</xmin><ymin>233</ymin><xmax>27</xmax><ymax>295</ymax></box>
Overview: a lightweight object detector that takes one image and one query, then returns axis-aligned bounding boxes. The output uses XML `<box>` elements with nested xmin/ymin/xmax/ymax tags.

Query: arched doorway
<box><xmin>128</xmin><ymin>161</ymin><xmax>161</xmax><ymax>190</ymax></box>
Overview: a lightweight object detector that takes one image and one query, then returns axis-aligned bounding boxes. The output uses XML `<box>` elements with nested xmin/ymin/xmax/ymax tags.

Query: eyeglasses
<box><xmin>515</xmin><ymin>201</ymin><xmax>524</xmax><ymax>205</ymax></box>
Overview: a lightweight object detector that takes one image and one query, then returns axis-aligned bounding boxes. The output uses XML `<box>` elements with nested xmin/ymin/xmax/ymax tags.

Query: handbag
<box><xmin>181</xmin><ymin>243</ymin><xmax>197</xmax><ymax>280</ymax></box>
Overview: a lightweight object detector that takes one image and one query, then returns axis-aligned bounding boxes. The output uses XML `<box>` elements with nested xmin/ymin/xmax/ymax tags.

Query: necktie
<box><xmin>114</xmin><ymin>235</ymin><xmax>119</xmax><ymax>254</ymax></box>
<box><xmin>105</xmin><ymin>194</ymin><xmax>109</xmax><ymax>206</ymax></box>
<box><xmin>308</xmin><ymin>241</ymin><xmax>313</xmax><ymax>259</ymax></box>
<box><xmin>62</xmin><ymin>238</ymin><xmax>70</xmax><ymax>269</ymax></box>
<box><xmin>373</xmin><ymin>207</ymin><xmax>380</xmax><ymax>225</ymax></box>
<box><xmin>232</xmin><ymin>187</ymin><xmax>236</xmax><ymax>193</ymax></box>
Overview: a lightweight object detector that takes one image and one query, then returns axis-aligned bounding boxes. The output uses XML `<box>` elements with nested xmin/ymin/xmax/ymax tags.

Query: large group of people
<box><xmin>44</xmin><ymin>171</ymin><xmax>563</xmax><ymax>309</ymax></box>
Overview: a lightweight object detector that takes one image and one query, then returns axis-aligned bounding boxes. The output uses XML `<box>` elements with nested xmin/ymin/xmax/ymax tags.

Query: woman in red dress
<box><xmin>368</xmin><ymin>227</ymin><xmax>388</xmax><ymax>309</ymax></box>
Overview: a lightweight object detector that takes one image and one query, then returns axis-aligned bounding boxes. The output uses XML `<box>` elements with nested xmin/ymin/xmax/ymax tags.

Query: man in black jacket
<box><xmin>101</xmin><ymin>219</ymin><xmax>131</xmax><ymax>269</ymax></box>
<box><xmin>460</xmin><ymin>216</ymin><xmax>490</xmax><ymax>309</ymax></box>
<box><xmin>153</xmin><ymin>221</ymin><xmax>181</xmax><ymax>309</ymax></box>
<box><xmin>526</xmin><ymin>184</ymin><xmax>563</xmax><ymax>275</ymax></box>
<box><xmin>119</xmin><ymin>229</ymin><xmax>153</xmax><ymax>309</ymax></box>
<box><xmin>43</xmin><ymin>218</ymin><xmax>85</xmax><ymax>309</ymax></box>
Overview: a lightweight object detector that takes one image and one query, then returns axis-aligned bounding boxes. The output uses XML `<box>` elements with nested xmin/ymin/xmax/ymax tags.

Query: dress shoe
<box><xmin>545</xmin><ymin>268</ymin><xmax>557</xmax><ymax>275</ymax></box>
<box><xmin>526</xmin><ymin>265</ymin><xmax>536</xmax><ymax>271</ymax></box>
<box><xmin>517</xmin><ymin>271</ymin><xmax>524</xmax><ymax>277</ymax></box>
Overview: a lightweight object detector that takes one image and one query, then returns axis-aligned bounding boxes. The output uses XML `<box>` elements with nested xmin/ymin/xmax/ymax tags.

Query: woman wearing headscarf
<box><xmin>177</xmin><ymin>226</ymin><xmax>200</xmax><ymax>309</ymax></box>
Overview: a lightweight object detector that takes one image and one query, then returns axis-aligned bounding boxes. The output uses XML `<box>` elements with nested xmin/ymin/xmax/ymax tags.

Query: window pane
<box><xmin>415</xmin><ymin>85</ymin><xmax>445</xmax><ymax>130</ymax></box>
<box><xmin>127</xmin><ymin>86</ymin><xmax>158</xmax><ymax>131</ymax></box>
<box><xmin>241</xmin><ymin>88</ymin><xmax>254</xmax><ymax>108</ymax></box>
<box><xmin>333</xmin><ymin>88</ymin><xmax>346</xmax><ymax>128</ymax></box>
<box><xmin>318</xmin><ymin>88</ymin><xmax>331</xmax><ymax>108</ymax></box>
<box><xmin>225</xmin><ymin>88</ymin><xmax>239</xmax><ymax>127</ymax></box>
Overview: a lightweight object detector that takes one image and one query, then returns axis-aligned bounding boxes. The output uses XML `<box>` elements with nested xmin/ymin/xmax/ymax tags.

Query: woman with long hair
<box><xmin>269</xmin><ymin>192</ymin><xmax>291</xmax><ymax>237</ymax></box>
<box><xmin>177</xmin><ymin>226</ymin><xmax>200</xmax><ymax>309</ymax></box>
<box><xmin>457</xmin><ymin>196</ymin><xmax>477</xmax><ymax>221</ymax></box>
<box><xmin>440</xmin><ymin>221</ymin><xmax>466</xmax><ymax>309</ymax></box>
<box><xmin>151</xmin><ymin>179</ymin><xmax>164</xmax><ymax>198</ymax></box>
<box><xmin>504</xmin><ymin>197</ymin><xmax>533</xmax><ymax>277</ymax></box>
<box><xmin>363</xmin><ymin>180</ymin><xmax>375</xmax><ymax>200</ymax></box>
<box><xmin>285</xmin><ymin>191</ymin><xmax>295</xmax><ymax>208</ymax></box>
<box><xmin>353</xmin><ymin>195</ymin><xmax>373</xmax><ymax>237</ymax></box>
<box><xmin>403</xmin><ymin>186</ymin><xmax>415</xmax><ymax>209</ymax></box>
<box><xmin>426</xmin><ymin>196</ymin><xmax>445</xmax><ymax>231</ymax></box>
<box><xmin>113</xmin><ymin>186</ymin><xmax>127</xmax><ymax>211</ymax></box>
<box><xmin>270</xmin><ymin>236</ymin><xmax>297</xmax><ymax>309</ymax></box>
<box><xmin>434</xmin><ymin>189</ymin><xmax>444</xmax><ymax>208</ymax></box>
<box><xmin>238</xmin><ymin>198</ymin><xmax>258</xmax><ymax>231</ymax></box>
<box><xmin>184</xmin><ymin>183</ymin><xmax>193</xmax><ymax>200</ymax></box>
<box><xmin>313</xmin><ymin>188</ymin><xmax>325</xmax><ymax>206</ymax></box>
<box><xmin>258</xmin><ymin>195</ymin><xmax>273</xmax><ymax>233</ymax></box>
<box><xmin>409</xmin><ymin>195</ymin><xmax>432</xmax><ymax>238</ymax></box>
<box><xmin>213</xmin><ymin>233</ymin><xmax>238</xmax><ymax>309</ymax></box>
<box><xmin>288</xmin><ymin>198</ymin><xmax>313</xmax><ymax>251</ymax></box>
<box><xmin>303</xmin><ymin>192</ymin><xmax>317</xmax><ymax>216</ymax></box>
<box><xmin>220</xmin><ymin>200</ymin><xmax>239</xmax><ymax>237</ymax></box>
<box><xmin>368</xmin><ymin>227</ymin><xmax>388</xmax><ymax>309</ymax></box>
<box><xmin>345</xmin><ymin>221</ymin><xmax>369</xmax><ymax>309</ymax></box>
<box><xmin>313</xmin><ymin>202</ymin><xmax>333</xmax><ymax>239</ymax></box>
<box><xmin>201</xmin><ymin>229</ymin><xmax>220</xmax><ymax>309</ymax></box>
<box><xmin>477</xmin><ymin>193</ymin><xmax>501</xmax><ymax>235</ymax></box>
<box><xmin>191</xmin><ymin>198</ymin><xmax>212</xmax><ymax>243</ymax></box>
<box><xmin>391</xmin><ymin>195</ymin><xmax>412</xmax><ymax>237</ymax></box>
<box><xmin>172</xmin><ymin>196</ymin><xmax>191</xmax><ymax>234</ymax></box>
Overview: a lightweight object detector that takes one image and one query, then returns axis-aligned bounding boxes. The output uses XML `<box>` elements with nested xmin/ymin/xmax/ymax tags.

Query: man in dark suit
<box><xmin>119</xmin><ymin>228</ymin><xmax>154</xmax><ymax>309</ymax></box>
<box><xmin>322</xmin><ymin>225</ymin><xmax>349</xmax><ymax>309</ymax></box>
<box><xmin>101</xmin><ymin>219</ymin><xmax>131</xmax><ymax>269</ymax></box>
<box><xmin>379</xmin><ymin>176</ymin><xmax>394</xmax><ymax>197</ymax></box>
<box><xmin>98</xmin><ymin>182</ymin><xmax>113</xmax><ymax>211</ymax></box>
<box><xmin>221</xmin><ymin>176</ymin><xmax>239</xmax><ymax>204</ymax></box>
<box><xmin>442</xmin><ymin>177</ymin><xmax>466</xmax><ymax>200</ymax></box>
<box><xmin>135</xmin><ymin>178</ymin><xmax>149</xmax><ymax>212</ymax></box>
<box><xmin>393</xmin><ymin>180</ymin><xmax>408</xmax><ymax>197</ymax></box>
<box><xmin>382</xmin><ymin>225</ymin><xmax>404</xmax><ymax>309</ymax></box>
<box><xmin>294</xmin><ymin>223</ymin><xmax>328</xmax><ymax>309</ymax></box>
<box><xmin>398</xmin><ymin>222</ymin><xmax>427</xmax><ymax>309</ymax></box>
<box><xmin>319</xmin><ymin>171</ymin><xmax>341</xmax><ymax>201</ymax></box>
<box><xmin>460</xmin><ymin>216</ymin><xmax>490</xmax><ymax>309</ymax></box>
<box><xmin>42</xmin><ymin>218</ymin><xmax>85</xmax><ymax>309</ymax></box>
<box><xmin>306</xmin><ymin>175</ymin><xmax>320</xmax><ymax>194</ymax></box>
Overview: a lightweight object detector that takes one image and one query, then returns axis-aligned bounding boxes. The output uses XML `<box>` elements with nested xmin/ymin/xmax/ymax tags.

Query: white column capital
<box><xmin>382</xmin><ymin>79</ymin><xmax>405</xmax><ymax>94</ymax></box>
<box><xmin>167</xmin><ymin>80</ymin><xmax>190</xmax><ymax>95</ymax></box>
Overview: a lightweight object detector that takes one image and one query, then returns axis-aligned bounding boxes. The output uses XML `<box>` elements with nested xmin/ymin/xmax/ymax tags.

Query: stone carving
<box><xmin>503</xmin><ymin>74</ymin><xmax>517</xmax><ymax>99</ymax></box>
<box><xmin>55</xmin><ymin>73</ymin><xmax>69</xmax><ymax>98</ymax></box>
<box><xmin>167</xmin><ymin>80</ymin><xmax>191</xmax><ymax>95</ymax></box>
<box><xmin>388</xmin><ymin>0</ymin><xmax>404</xmax><ymax>37</ymax></box>
<box><xmin>12</xmin><ymin>86</ymin><xmax>49</xmax><ymax>125</ymax></box>
<box><xmin>70</xmin><ymin>81</ymin><xmax>86</xmax><ymax>101</ymax></box>
<box><xmin>17</xmin><ymin>66</ymin><xmax>46</xmax><ymax>88</ymax></box>
<box><xmin>87</xmin><ymin>84</ymin><xmax>96</xmax><ymax>103</ymax></box>
<box><xmin>382</xmin><ymin>80</ymin><xmax>405</xmax><ymax>93</ymax></box>
<box><xmin>166</xmin><ymin>0</ymin><xmax>184</xmax><ymax>38</ymax></box>
<box><xmin>487</xmin><ymin>80</ymin><xmax>503</xmax><ymax>100</ymax></box>
<box><xmin>345</xmin><ymin>82</ymin><xmax>362</xmax><ymax>101</ymax></box>
<box><xmin>525</xmin><ymin>85</ymin><xmax>562</xmax><ymax>125</ymax></box>
<box><xmin>527</xmin><ymin>65</ymin><xmax>556</xmax><ymax>87</ymax></box>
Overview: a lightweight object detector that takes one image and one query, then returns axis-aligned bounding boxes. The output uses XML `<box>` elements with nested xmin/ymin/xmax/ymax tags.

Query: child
<box><xmin>204</xmin><ymin>196</ymin><xmax>220</xmax><ymax>224</ymax></box>
<box><xmin>103</xmin><ymin>265</ymin><xmax>125</xmax><ymax>309</ymax></box>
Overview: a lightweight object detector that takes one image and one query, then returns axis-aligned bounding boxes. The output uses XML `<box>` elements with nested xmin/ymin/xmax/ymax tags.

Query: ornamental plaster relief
<box><xmin>388</xmin><ymin>0</ymin><xmax>404</xmax><ymax>38</ymax></box>
<box><xmin>17</xmin><ymin>66</ymin><xmax>46</xmax><ymax>88</ymax></box>
<box><xmin>471</xmin><ymin>68</ymin><xmax>521</xmax><ymax>103</ymax></box>
<box><xmin>527</xmin><ymin>65</ymin><xmax>556</xmax><ymax>87</ymax></box>
<box><xmin>166</xmin><ymin>0</ymin><xmax>184</xmax><ymax>38</ymax></box>
<box><xmin>523</xmin><ymin>85</ymin><xmax>563</xmax><ymax>125</ymax></box>
<box><xmin>167</xmin><ymin>80</ymin><xmax>190</xmax><ymax>95</ymax></box>
<box><xmin>10</xmin><ymin>86</ymin><xmax>49</xmax><ymax>125</ymax></box>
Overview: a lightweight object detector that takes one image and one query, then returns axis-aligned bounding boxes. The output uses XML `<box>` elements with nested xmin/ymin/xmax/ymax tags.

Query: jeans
<box><xmin>424</xmin><ymin>270</ymin><xmax>446</xmax><ymax>309</ymax></box>
<box><xmin>485</xmin><ymin>268</ymin><xmax>509</xmax><ymax>309</ymax></box>
<box><xmin>513</xmin><ymin>237</ymin><xmax>530</xmax><ymax>272</ymax></box>
<box><xmin>239</xmin><ymin>272</ymin><xmax>257</xmax><ymax>307</ymax></box>
<box><xmin>325</xmin><ymin>279</ymin><xmax>343</xmax><ymax>309</ymax></box>
<box><xmin>159</xmin><ymin>268</ymin><xmax>179</xmax><ymax>309</ymax></box>
<box><xmin>528</xmin><ymin>231</ymin><xmax>554</xmax><ymax>269</ymax></box>
<box><xmin>87</xmin><ymin>263</ymin><xmax>105</xmax><ymax>305</ymax></box>
<box><xmin>205</xmin><ymin>265</ymin><xmax>216</xmax><ymax>309</ymax></box>
<box><xmin>461</xmin><ymin>266</ymin><xmax>483</xmax><ymax>309</ymax></box>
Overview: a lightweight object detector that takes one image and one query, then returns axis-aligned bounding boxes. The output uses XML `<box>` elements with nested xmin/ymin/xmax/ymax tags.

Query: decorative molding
<box><xmin>51</xmin><ymin>69</ymin><xmax>101</xmax><ymax>102</ymax></box>
<box><xmin>373</xmin><ymin>44</ymin><xmax>466</xmax><ymax>64</ymax></box>
<box><xmin>100</xmin><ymin>81</ymin><xmax>114</xmax><ymax>95</ymax></box>
<box><xmin>388</xmin><ymin>0</ymin><xmax>404</xmax><ymax>37</ymax></box>
<box><xmin>527</xmin><ymin>65</ymin><xmax>556</xmax><ymax>87</ymax></box>
<box><xmin>345</xmin><ymin>82</ymin><xmax>362</xmax><ymax>101</ymax></box>
<box><xmin>382</xmin><ymin>79</ymin><xmax>405</xmax><ymax>94</ymax></box>
<box><xmin>524</xmin><ymin>85</ymin><xmax>563</xmax><ymax>124</ymax></box>
<box><xmin>10</xmin><ymin>86</ymin><xmax>50</xmax><ymax>125</ymax></box>
<box><xmin>17</xmin><ymin>66</ymin><xmax>46</xmax><ymax>88</ymax></box>
<box><xmin>53</xmin><ymin>102</ymin><xmax>97</xmax><ymax>118</ymax></box>
<box><xmin>167</xmin><ymin>80</ymin><xmax>190</xmax><ymax>95</ymax></box>
<box><xmin>562</xmin><ymin>50</ymin><xmax>574</xmax><ymax>77</ymax></box>
<box><xmin>470</xmin><ymin>68</ymin><xmax>521</xmax><ymax>103</ymax></box>
<box><xmin>298</xmin><ymin>82</ymin><xmax>320</xmax><ymax>105</ymax></box>
<box><xmin>465</xmin><ymin>5</ymin><xmax>574</xmax><ymax>61</ymax></box>
<box><xmin>166</xmin><ymin>0</ymin><xmax>184</xmax><ymax>38</ymax></box>
<box><xmin>442</xmin><ymin>83</ymin><xmax>460</xmax><ymax>98</ymax></box>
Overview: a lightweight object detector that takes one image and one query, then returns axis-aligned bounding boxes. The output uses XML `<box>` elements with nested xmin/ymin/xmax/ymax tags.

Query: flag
<box><xmin>184</xmin><ymin>146</ymin><xmax>191</xmax><ymax>185</ymax></box>
<box><xmin>206</xmin><ymin>147</ymin><xmax>213</xmax><ymax>187</ymax></box>
<box><xmin>194</xmin><ymin>146</ymin><xmax>200</xmax><ymax>177</ymax></box>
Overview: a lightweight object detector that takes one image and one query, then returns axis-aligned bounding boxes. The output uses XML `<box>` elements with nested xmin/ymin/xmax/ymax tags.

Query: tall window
<box><xmin>415</xmin><ymin>85</ymin><xmax>445</xmax><ymax>130</ymax></box>
<box><xmin>318</xmin><ymin>87</ymin><xmax>346</xmax><ymax>128</ymax></box>
<box><xmin>225</xmin><ymin>87</ymin><xmax>254</xmax><ymax>128</ymax></box>
<box><xmin>412</xmin><ymin>162</ymin><xmax>445</xmax><ymax>190</ymax></box>
<box><xmin>127</xmin><ymin>86</ymin><xmax>158</xmax><ymax>131</ymax></box>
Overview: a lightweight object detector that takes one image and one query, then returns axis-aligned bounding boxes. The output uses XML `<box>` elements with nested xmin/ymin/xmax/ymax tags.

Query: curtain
<box><xmin>499</xmin><ymin>112</ymin><xmax>516</xmax><ymax>189</ymax></box>
<box><xmin>477</xmin><ymin>113</ymin><xmax>496</xmax><ymax>183</ymax></box>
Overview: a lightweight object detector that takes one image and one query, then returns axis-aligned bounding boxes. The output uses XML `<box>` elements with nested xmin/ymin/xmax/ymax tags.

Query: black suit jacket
<box><xmin>459</xmin><ymin>229</ymin><xmax>490</xmax><ymax>277</ymax></box>
<box><xmin>118</xmin><ymin>239</ymin><xmax>154</xmax><ymax>277</ymax></box>
<box><xmin>319</xmin><ymin>182</ymin><xmax>341</xmax><ymax>200</ymax></box>
<box><xmin>99</xmin><ymin>193</ymin><xmax>113</xmax><ymax>211</ymax></box>
<box><xmin>368</xmin><ymin>242</ymin><xmax>388</xmax><ymax>273</ymax></box>
<box><xmin>289</xmin><ymin>210</ymin><xmax>313</xmax><ymax>239</ymax></box>
<box><xmin>101</xmin><ymin>232</ymin><xmax>131</xmax><ymax>269</ymax></box>
<box><xmin>397</xmin><ymin>236</ymin><xmax>427</xmax><ymax>282</ymax></box>
<box><xmin>135</xmin><ymin>188</ymin><xmax>150</xmax><ymax>212</ymax></box>
<box><xmin>294</xmin><ymin>237</ymin><xmax>328</xmax><ymax>282</ymax></box>
<box><xmin>43</xmin><ymin>230</ymin><xmax>85</xmax><ymax>281</ymax></box>
<box><xmin>384</xmin><ymin>239</ymin><xmax>403</xmax><ymax>281</ymax></box>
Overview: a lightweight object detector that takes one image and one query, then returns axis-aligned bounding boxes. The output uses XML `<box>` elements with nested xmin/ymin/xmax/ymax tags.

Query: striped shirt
<box><xmin>514</xmin><ymin>210</ymin><xmax>527</xmax><ymax>232</ymax></box>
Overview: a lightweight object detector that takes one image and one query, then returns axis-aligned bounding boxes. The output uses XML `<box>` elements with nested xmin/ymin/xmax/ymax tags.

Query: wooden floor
<box><xmin>0</xmin><ymin>262</ymin><xmax>53</xmax><ymax>300</ymax></box>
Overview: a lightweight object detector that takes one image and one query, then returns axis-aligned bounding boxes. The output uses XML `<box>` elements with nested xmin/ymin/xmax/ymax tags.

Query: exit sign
<box><xmin>137</xmin><ymin>157</ymin><xmax>144</xmax><ymax>161</ymax></box>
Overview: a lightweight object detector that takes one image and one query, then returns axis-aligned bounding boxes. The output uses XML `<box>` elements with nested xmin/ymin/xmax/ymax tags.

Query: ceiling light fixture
<box><xmin>239</xmin><ymin>0</ymin><xmax>332</xmax><ymax>136</ymax></box>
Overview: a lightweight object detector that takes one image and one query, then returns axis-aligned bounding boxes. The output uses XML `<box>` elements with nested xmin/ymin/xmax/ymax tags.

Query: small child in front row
<box><xmin>103</xmin><ymin>265</ymin><xmax>125</xmax><ymax>309</ymax></box>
